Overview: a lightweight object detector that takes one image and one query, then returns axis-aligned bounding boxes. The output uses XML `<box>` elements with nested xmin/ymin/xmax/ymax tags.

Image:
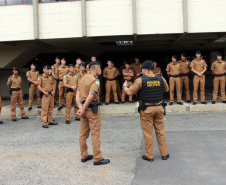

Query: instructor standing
<box><xmin>123</xmin><ymin>60</ymin><xmax>169</xmax><ymax>162</ymax></box>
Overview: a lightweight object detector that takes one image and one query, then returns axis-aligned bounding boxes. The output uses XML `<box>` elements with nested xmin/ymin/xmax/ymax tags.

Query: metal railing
<box><xmin>0</xmin><ymin>0</ymin><xmax>32</xmax><ymax>5</ymax></box>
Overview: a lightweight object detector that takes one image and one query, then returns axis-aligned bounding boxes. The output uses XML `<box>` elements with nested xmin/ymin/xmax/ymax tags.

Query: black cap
<box><xmin>47</xmin><ymin>66</ymin><xmax>52</xmax><ymax>70</ymax></box>
<box><xmin>43</xmin><ymin>65</ymin><xmax>49</xmax><ymax>69</ymax></box>
<box><xmin>31</xmin><ymin>63</ymin><xmax>36</xmax><ymax>66</ymax></box>
<box><xmin>61</xmin><ymin>58</ymin><xmax>66</xmax><ymax>61</ymax></box>
<box><xmin>68</xmin><ymin>64</ymin><xmax>75</xmax><ymax>68</ymax></box>
<box><xmin>142</xmin><ymin>60</ymin><xmax>154</xmax><ymax>70</ymax></box>
<box><xmin>12</xmin><ymin>67</ymin><xmax>19</xmax><ymax>71</ymax></box>
<box><xmin>91</xmin><ymin>55</ymin><xmax>96</xmax><ymax>58</ymax></box>
<box><xmin>125</xmin><ymin>61</ymin><xmax>131</xmax><ymax>65</ymax></box>
<box><xmin>89</xmin><ymin>61</ymin><xmax>100</xmax><ymax>68</ymax></box>
<box><xmin>217</xmin><ymin>53</ymin><xmax>222</xmax><ymax>57</ymax></box>
<box><xmin>80</xmin><ymin>63</ymin><xmax>86</xmax><ymax>67</ymax></box>
<box><xmin>172</xmin><ymin>55</ymin><xmax>177</xmax><ymax>60</ymax></box>
<box><xmin>181</xmin><ymin>53</ymin><xmax>187</xmax><ymax>57</ymax></box>
<box><xmin>196</xmin><ymin>51</ymin><xmax>201</xmax><ymax>54</ymax></box>
<box><xmin>56</xmin><ymin>56</ymin><xmax>60</xmax><ymax>60</ymax></box>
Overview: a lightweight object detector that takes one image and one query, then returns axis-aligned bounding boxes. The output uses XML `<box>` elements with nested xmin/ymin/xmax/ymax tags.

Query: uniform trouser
<box><xmin>121</xmin><ymin>81</ymin><xmax>133</xmax><ymax>101</ymax></box>
<box><xmin>212</xmin><ymin>76</ymin><xmax>225</xmax><ymax>101</ymax></box>
<box><xmin>193</xmin><ymin>75</ymin><xmax>205</xmax><ymax>102</ymax></box>
<box><xmin>140</xmin><ymin>106</ymin><xmax>168</xmax><ymax>159</ymax></box>
<box><xmin>11</xmin><ymin>90</ymin><xmax>26</xmax><ymax>119</ymax></box>
<box><xmin>29</xmin><ymin>84</ymin><xmax>41</xmax><ymax>107</ymax></box>
<box><xmin>180</xmin><ymin>76</ymin><xmax>190</xmax><ymax>101</ymax></box>
<box><xmin>53</xmin><ymin>79</ymin><xmax>58</xmax><ymax>103</ymax></box>
<box><xmin>110</xmin><ymin>80</ymin><xmax>122</xmax><ymax>101</ymax></box>
<box><xmin>41</xmin><ymin>95</ymin><xmax>54</xmax><ymax>125</ymax></box>
<box><xmin>65</xmin><ymin>92</ymin><xmax>79</xmax><ymax>120</ymax></box>
<box><xmin>58</xmin><ymin>81</ymin><xmax>66</xmax><ymax>107</ymax></box>
<box><xmin>169</xmin><ymin>77</ymin><xmax>181</xmax><ymax>102</ymax></box>
<box><xmin>105</xmin><ymin>80</ymin><xmax>118</xmax><ymax>103</ymax></box>
<box><xmin>79</xmin><ymin>107</ymin><xmax>102</xmax><ymax>162</ymax></box>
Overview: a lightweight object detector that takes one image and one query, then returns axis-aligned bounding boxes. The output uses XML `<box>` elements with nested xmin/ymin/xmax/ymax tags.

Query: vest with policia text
<box><xmin>138</xmin><ymin>75</ymin><xmax>164</xmax><ymax>103</ymax></box>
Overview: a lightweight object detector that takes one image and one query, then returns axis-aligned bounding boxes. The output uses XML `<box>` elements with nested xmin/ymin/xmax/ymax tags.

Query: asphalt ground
<box><xmin>1</xmin><ymin>112</ymin><xmax>226</xmax><ymax>185</ymax></box>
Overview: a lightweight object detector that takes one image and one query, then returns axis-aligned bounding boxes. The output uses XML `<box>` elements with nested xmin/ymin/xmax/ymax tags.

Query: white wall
<box><xmin>39</xmin><ymin>1</ymin><xmax>82</xmax><ymax>39</ymax></box>
<box><xmin>86</xmin><ymin>0</ymin><xmax>133</xmax><ymax>36</ymax></box>
<box><xmin>136</xmin><ymin>0</ymin><xmax>184</xmax><ymax>34</ymax></box>
<box><xmin>0</xmin><ymin>5</ymin><xmax>34</xmax><ymax>42</ymax></box>
<box><xmin>187</xmin><ymin>0</ymin><xmax>226</xmax><ymax>33</ymax></box>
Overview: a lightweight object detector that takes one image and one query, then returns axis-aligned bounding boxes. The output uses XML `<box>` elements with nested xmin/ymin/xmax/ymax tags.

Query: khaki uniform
<box><xmin>166</xmin><ymin>62</ymin><xmax>182</xmax><ymax>102</ymax></box>
<box><xmin>121</xmin><ymin>69</ymin><xmax>134</xmax><ymax>101</ymax></box>
<box><xmin>153</xmin><ymin>67</ymin><xmax>161</xmax><ymax>75</ymax></box>
<box><xmin>78</xmin><ymin>74</ymin><xmax>102</xmax><ymax>162</ymax></box>
<box><xmin>7</xmin><ymin>75</ymin><xmax>26</xmax><ymax>119</ymax></box>
<box><xmin>52</xmin><ymin>63</ymin><xmax>60</xmax><ymax>103</ymax></box>
<box><xmin>74</xmin><ymin>64</ymin><xmax>80</xmax><ymax>75</ymax></box>
<box><xmin>104</xmin><ymin>67</ymin><xmax>119</xmax><ymax>103</ymax></box>
<box><xmin>86</xmin><ymin>63</ymin><xmax>90</xmax><ymax>74</ymax></box>
<box><xmin>37</xmin><ymin>74</ymin><xmax>54</xmax><ymax>125</ymax></box>
<box><xmin>179</xmin><ymin>59</ymin><xmax>191</xmax><ymax>101</ymax></box>
<box><xmin>56</xmin><ymin>65</ymin><xmax>69</xmax><ymax>107</ymax></box>
<box><xmin>191</xmin><ymin>59</ymin><xmax>207</xmax><ymax>102</ymax></box>
<box><xmin>211</xmin><ymin>60</ymin><xmax>226</xmax><ymax>101</ymax></box>
<box><xmin>129</xmin><ymin>73</ymin><xmax>169</xmax><ymax>159</ymax></box>
<box><xmin>63</xmin><ymin>72</ymin><xmax>79</xmax><ymax>120</ymax></box>
<box><xmin>26</xmin><ymin>70</ymin><xmax>41</xmax><ymax>108</ymax></box>
<box><xmin>131</xmin><ymin>62</ymin><xmax>142</xmax><ymax>81</ymax></box>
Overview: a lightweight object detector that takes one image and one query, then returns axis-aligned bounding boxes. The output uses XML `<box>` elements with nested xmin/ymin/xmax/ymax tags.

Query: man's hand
<box><xmin>44</xmin><ymin>92</ymin><xmax>49</xmax><ymax>97</ymax></box>
<box><xmin>123</xmin><ymin>80</ymin><xmax>128</xmax><ymax>88</ymax></box>
<box><xmin>51</xmin><ymin>91</ymin><xmax>55</xmax><ymax>96</ymax></box>
<box><xmin>33</xmin><ymin>81</ymin><xmax>37</xmax><ymax>86</ymax></box>
<box><xmin>198</xmin><ymin>72</ymin><xmax>203</xmax><ymax>77</ymax></box>
<box><xmin>72</xmin><ymin>86</ymin><xmax>77</xmax><ymax>92</ymax></box>
<box><xmin>76</xmin><ymin>109</ymin><xmax>85</xmax><ymax>116</ymax></box>
<box><xmin>136</xmin><ymin>73</ymin><xmax>140</xmax><ymax>77</ymax></box>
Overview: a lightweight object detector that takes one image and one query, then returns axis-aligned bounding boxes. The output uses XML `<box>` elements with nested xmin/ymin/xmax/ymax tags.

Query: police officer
<box><xmin>211</xmin><ymin>53</ymin><xmax>226</xmax><ymax>104</ymax></box>
<box><xmin>166</xmin><ymin>55</ymin><xmax>183</xmax><ymax>105</ymax></box>
<box><xmin>26</xmin><ymin>63</ymin><xmax>41</xmax><ymax>110</ymax></box>
<box><xmin>86</xmin><ymin>55</ymin><xmax>96</xmax><ymax>74</ymax></box>
<box><xmin>7</xmin><ymin>67</ymin><xmax>29</xmax><ymax>122</ymax></box>
<box><xmin>76</xmin><ymin>61</ymin><xmax>110</xmax><ymax>166</ymax></box>
<box><xmin>103</xmin><ymin>60</ymin><xmax>120</xmax><ymax>105</ymax></box>
<box><xmin>75</xmin><ymin>58</ymin><xmax>82</xmax><ymax>75</ymax></box>
<box><xmin>121</xmin><ymin>61</ymin><xmax>134</xmax><ymax>103</ymax></box>
<box><xmin>191</xmin><ymin>51</ymin><xmax>207</xmax><ymax>105</ymax></box>
<box><xmin>0</xmin><ymin>96</ymin><xmax>3</xmax><ymax>124</ymax></box>
<box><xmin>75</xmin><ymin>63</ymin><xmax>87</xmax><ymax>85</ymax></box>
<box><xmin>153</xmin><ymin>61</ymin><xmax>161</xmax><ymax>75</ymax></box>
<box><xmin>63</xmin><ymin>64</ymin><xmax>80</xmax><ymax>124</ymax></box>
<box><xmin>131</xmin><ymin>56</ymin><xmax>142</xmax><ymax>81</ymax></box>
<box><xmin>37</xmin><ymin>65</ymin><xmax>58</xmax><ymax>128</ymax></box>
<box><xmin>178</xmin><ymin>53</ymin><xmax>191</xmax><ymax>103</ymax></box>
<box><xmin>51</xmin><ymin>56</ymin><xmax>61</xmax><ymax>105</ymax></box>
<box><xmin>123</xmin><ymin>60</ymin><xmax>169</xmax><ymax>162</ymax></box>
<box><xmin>56</xmin><ymin>58</ymin><xmax>69</xmax><ymax>110</ymax></box>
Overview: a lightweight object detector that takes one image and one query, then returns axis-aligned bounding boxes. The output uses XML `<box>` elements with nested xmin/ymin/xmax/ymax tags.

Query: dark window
<box><xmin>0</xmin><ymin>0</ymin><xmax>32</xmax><ymax>5</ymax></box>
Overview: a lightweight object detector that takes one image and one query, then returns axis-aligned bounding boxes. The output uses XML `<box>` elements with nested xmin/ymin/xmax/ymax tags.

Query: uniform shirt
<box><xmin>211</xmin><ymin>60</ymin><xmax>226</xmax><ymax>74</ymax></box>
<box><xmin>7</xmin><ymin>74</ymin><xmax>22</xmax><ymax>88</ymax></box>
<box><xmin>190</xmin><ymin>58</ymin><xmax>207</xmax><ymax>73</ymax></box>
<box><xmin>103</xmin><ymin>67</ymin><xmax>119</xmax><ymax>79</ymax></box>
<box><xmin>26</xmin><ymin>70</ymin><xmax>39</xmax><ymax>81</ymax></box>
<box><xmin>37</xmin><ymin>74</ymin><xmax>53</xmax><ymax>92</ymax></box>
<box><xmin>122</xmin><ymin>69</ymin><xmax>134</xmax><ymax>80</ymax></box>
<box><xmin>129</xmin><ymin>73</ymin><xmax>169</xmax><ymax>95</ymax></box>
<box><xmin>131</xmin><ymin>62</ymin><xmax>142</xmax><ymax>75</ymax></box>
<box><xmin>75</xmin><ymin>71</ymin><xmax>87</xmax><ymax>85</ymax></box>
<box><xmin>166</xmin><ymin>62</ymin><xmax>181</xmax><ymax>75</ymax></box>
<box><xmin>152</xmin><ymin>67</ymin><xmax>161</xmax><ymax>74</ymax></box>
<box><xmin>51</xmin><ymin>63</ymin><xmax>60</xmax><ymax>78</ymax></box>
<box><xmin>63</xmin><ymin>72</ymin><xmax>78</xmax><ymax>86</ymax></box>
<box><xmin>78</xmin><ymin>74</ymin><xmax>100</xmax><ymax>102</ymax></box>
<box><xmin>178</xmin><ymin>60</ymin><xmax>190</xmax><ymax>74</ymax></box>
<box><xmin>56</xmin><ymin>65</ymin><xmax>69</xmax><ymax>80</ymax></box>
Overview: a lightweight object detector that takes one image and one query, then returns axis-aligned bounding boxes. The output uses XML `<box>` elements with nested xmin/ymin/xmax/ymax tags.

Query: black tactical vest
<box><xmin>138</xmin><ymin>75</ymin><xmax>164</xmax><ymax>103</ymax></box>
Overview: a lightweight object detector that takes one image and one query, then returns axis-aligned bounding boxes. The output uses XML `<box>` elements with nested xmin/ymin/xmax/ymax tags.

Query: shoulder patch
<box><xmin>38</xmin><ymin>78</ymin><xmax>40</xmax><ymax>80</ymax></box>
<box><xmin>27</xmin><ymin>72</ymin><xmax>29</xmax><ymax>74</ymax></box>
<box><xmin>8</xmin><ymin>79</ymin><xmax>10</xmax><ymax>81</ymax></box>
<box><xmin>95</xmin><ymin>81</ymin><xmax>100</xmax><ymax>85</ymax></box>
<box><xmin>64</xmin><ymin>75</ymin><xmax>66</xmax><ymax>78</ymax></box>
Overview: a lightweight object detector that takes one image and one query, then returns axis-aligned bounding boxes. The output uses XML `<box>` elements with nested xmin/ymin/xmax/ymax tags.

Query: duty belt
<box><xmin>58</xmin><ymin>79</ymin><xmax>63</xmax><ymax>82</ymax></box>
<box><xmin>123</xmin><ymin>79</ymin><xmax>133</xmax><ymax>82</ymax></box>
<box><xmin>214</xmin><ymin>73</ymin><xmax>225</xmax><ymax>77</ymax></box>
<box><xmin>11</xmin><ymin>88</ymin><xmax>21</xmax><ymax>91</ymax></box>
<box><xmin>180</xmin><ymin>73</ymin><xmax>189</xmax><ymax>76</ymax></box>
<box><xmin>106</xmin><ymin>78</ymin><xmax>116</xmax><ymax>81</ymax></box>
<box><xmin>169</xmin><ymin>75</ymin><xmax>180</xmax><ymax>78</ymax></box>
